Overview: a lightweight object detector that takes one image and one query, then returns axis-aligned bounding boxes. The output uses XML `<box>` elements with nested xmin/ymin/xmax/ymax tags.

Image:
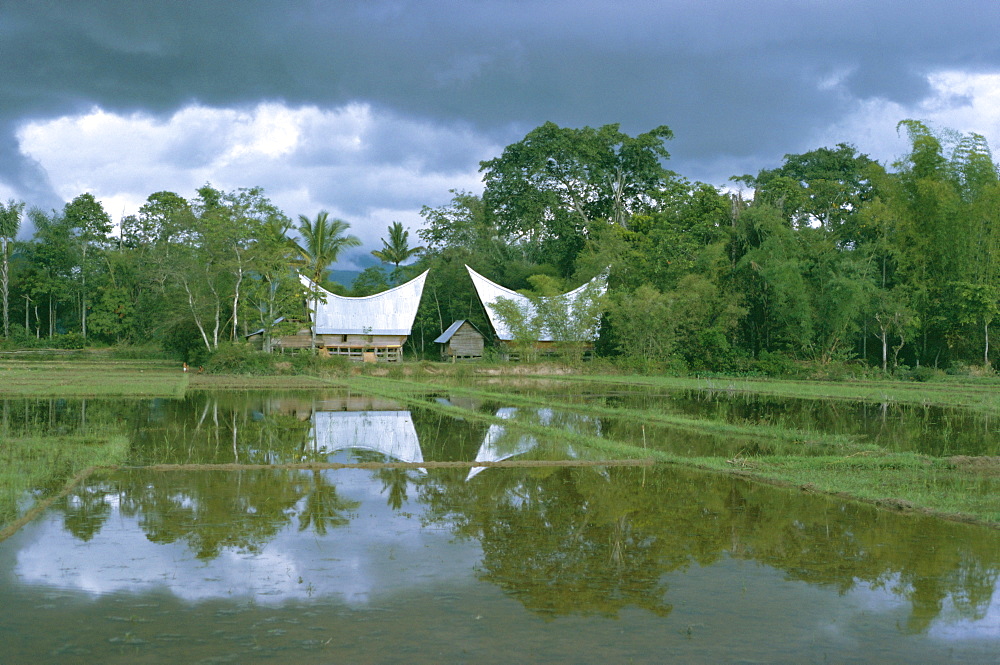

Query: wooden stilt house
<box><xmin>466</xmin><ymin>265</ymin><xmax>608</xmax><ymax>358</ymax></box>
<box><xmin>281</xmin><ymin>271</ymin><xmax>429</xmax><ymax>361</ymax></box>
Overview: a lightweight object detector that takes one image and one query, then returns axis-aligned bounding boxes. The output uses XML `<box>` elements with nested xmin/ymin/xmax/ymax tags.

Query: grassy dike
<box><xmin>556</xmin><ymin>373</ymin><xmax>1000</xmax><ymax>413</ymax></box>
<box><xmin>0</xmin><ymin>358</ymin><xmax>189</xmax><ymax>397</ymax></box>
<box><xmin>0</xmin><ymin>357</ymin><xmax>336</xmax><ymax>397</ymax></box>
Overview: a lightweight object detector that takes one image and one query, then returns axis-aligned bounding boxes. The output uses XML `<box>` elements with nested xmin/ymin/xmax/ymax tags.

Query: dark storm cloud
<box><xmin>3</xmin><ymin>0</ymin><xmax>1000</xmax><ymax>202</ymax></box>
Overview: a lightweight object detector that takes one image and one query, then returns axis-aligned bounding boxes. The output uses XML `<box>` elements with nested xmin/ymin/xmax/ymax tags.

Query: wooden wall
<box><xmin>441</xmin><ymin>322</ymin><xmax>484</xmax><ymax>360</ymax></box>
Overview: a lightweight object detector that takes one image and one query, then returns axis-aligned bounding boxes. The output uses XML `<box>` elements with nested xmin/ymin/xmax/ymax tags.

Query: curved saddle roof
<box><xmin>465</xmin><ymin>265</ymin><xmax>607</xmax><ymax>342</ymax></box>
<box><xmin>300</xmin><ymin>270</ymin><xmax>428</xmax><ymax>335</ymax></box>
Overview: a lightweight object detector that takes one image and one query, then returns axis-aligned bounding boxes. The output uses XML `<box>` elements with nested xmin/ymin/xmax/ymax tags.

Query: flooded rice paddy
<box><xmin>463</xmin><ymin>378</ymin><xmax>1000</xmax><ymax>457</ymax></box>
<box><xmin>1</xmin><ymin>388</ymin><xmax>999</xmax><ymax>663</ymax></box>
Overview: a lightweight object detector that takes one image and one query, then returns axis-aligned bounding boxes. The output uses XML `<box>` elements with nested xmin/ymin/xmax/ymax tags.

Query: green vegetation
<box><xmin>3</xmin><ymin>355</ymin><xmax>1000</xmax><ymax>531</ymax></box>
<box><xmin>1</xmin><ymin>118</ymin><xmax>999</xmax><ymax>379</ymax></box>
<box><xmin>0</xmin><ymin>358</ymin><xmax>187</xmax><ymax>397</ymax></box>
<box><xmin>3</xmin><ymin>217</ymin><xmax>998</xmax><ymax>665</ymax></box>
<box><xmin>558</xmin><ymin>373</ymin><xmax>1000</xmax><ymax>413</ymax></box>
<box><xmin>0</xmin><ymin>429</ymin><xmax>129</xmax><ymax>536</ymax></box>
<box><xmin>691</xmin><ymin>453</ymin><xmax>1000</xmax><ymax>524</ymax></box>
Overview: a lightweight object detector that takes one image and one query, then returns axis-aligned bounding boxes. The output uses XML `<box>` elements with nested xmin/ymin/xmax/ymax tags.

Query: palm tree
<box><xmin>296</xmin><ymin>212</ymin><xmax>361</xmax><ymax>284</ymax></box>
<box><xmin>371</xmin><ymin>221</ymin><xmax>423</xmax><ymax>283</ymax></box>
<box><xmin>296</xmin><ymin>212</ymin><xmax>361</xmax><ymax>352</ymax></box>
<box><xmin>0</xmin><ymin>199</ymin><xmax>25</xmax><ymax>338</ymax></box>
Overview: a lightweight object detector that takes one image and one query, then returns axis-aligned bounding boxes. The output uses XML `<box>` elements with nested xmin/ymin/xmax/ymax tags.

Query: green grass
<box><xmin>0</xmin><ymin>429</ymin><xmax>131</xmax><ymax>533</ymax></box>
<box><xmin>553</xmin><ymin>374</ymin><xmax>1000</xmax><ymax>413</ymax></box>
<box><xmin>0</xmin><ymin>359</ymin><xmax>188</xmax><ymax>397</ymax></box>
<box><xmin>364</xmin><ymin>375</ymin><xmax>868</xmax><ymax>451</ymax></box>
<box><xmin>687</xmin><ymin>452</ymin><xmax>1000</xmax><ymax>524</ymax></box>
<box><xmin>187</xmin><ymin>373</ymin><xmax>329</xmax><ymax>390</ymax></box>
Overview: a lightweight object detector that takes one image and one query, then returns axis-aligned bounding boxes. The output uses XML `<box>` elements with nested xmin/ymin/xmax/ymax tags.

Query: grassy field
<box><xmin>0</xmin><ymin>358</ymin><xmax>189</xmax><ymax>397</ymax></box>
<box><xmin>0</xmin><ymin>429</ymin><xmax>130</xmax><ymax>539</ymax></box>
<box><xmin>0</xmin><ymin>357</ymin><xmax>343</xmax><ymax>396</ymax></box>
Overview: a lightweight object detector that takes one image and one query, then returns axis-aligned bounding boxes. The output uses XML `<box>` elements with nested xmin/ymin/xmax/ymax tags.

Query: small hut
<box><xmin>434</xmin><ymin>320</ymin><xmax>485</xmax><ymax>361</ymax></box>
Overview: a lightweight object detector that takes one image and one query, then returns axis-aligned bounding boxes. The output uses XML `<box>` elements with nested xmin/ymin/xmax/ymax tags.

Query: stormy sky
<box><xmin>4</xmin><ymin>1</ymin><xmax>1000</xmax><ymax>264</ymax></box>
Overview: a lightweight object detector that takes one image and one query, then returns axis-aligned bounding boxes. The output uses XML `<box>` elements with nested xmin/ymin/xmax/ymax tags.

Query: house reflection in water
<box><xmin>310</xmin><ymin>410</ymin><xmax>426</xmax><ymax>469</ymax></box>
<box><xmin>305</xmin><ymin>401</ymin><xmax>593</xmax><ymax>477</ymax></box>
<box><xmin>467</xmin><ymin>407</ymin><xmax>542</xmax><ymax>480</ymax></box>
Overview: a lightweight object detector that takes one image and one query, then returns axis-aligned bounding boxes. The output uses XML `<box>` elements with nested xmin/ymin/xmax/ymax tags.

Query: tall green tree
<box><xmin>295</xmin><ymin>212</ymin><xmax>362</xmax><ymax>286</ymax></box>
<box><xmin>480</xmin><ymin>122</ymin><xmax>677</xmax><ymax>274</ymax></box>
<box><xmin>0</xmin><ymin>199</ymin><xmax>25</xmax><ymax>338</ymax></box>
<box><xmin>295</xmin><ymin>211</ymin><xmax>361</xmax><ymax>351</ymax></box>
<box><xmin>23</xmin><ymin>208</ymin><xmax>77</xmax><ymax>338</ymax></box>
<box><xmin>63</xmin><ymin>193</ymin><xmax>112</xmax><ymax>339</ymax></box>
<box><xmin>737</xmin><ymin>143</ymin><xmax>881</xmax><ymax>243</ymax></box>
<box><xmin>246</xmin><ymin>215</ymin><xmax>301</xmax><ymax>353</ymax></box>
<box><xmin>371</xmin><ymin>221</ymin><xmax>423</xmax><ymax>283</ymax></box>
<box><xmin>877</xmin><ymin>120</ymin><xmax>996</xmax><ymax>366</ymax></box>
<box><xmin>162</xmin><ymin>185</ymin><xmax>292</xmax><ymax>353</ymax></box>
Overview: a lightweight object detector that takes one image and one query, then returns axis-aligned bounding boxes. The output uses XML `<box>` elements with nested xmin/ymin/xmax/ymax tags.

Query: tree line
<box><xmin>1</xmin><ymin>119</ymin><xmax>998</xmax><ymax>372</ymax></box>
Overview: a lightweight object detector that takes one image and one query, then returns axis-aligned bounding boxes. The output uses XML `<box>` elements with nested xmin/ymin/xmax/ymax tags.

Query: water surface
<box><xmin>1</xmin><ymin>390</ymin><xmax>999</xmax><ymax>663</ymax></box>
<box><xmin>3</xmin><ymin>464</ymin><xmax>1000</xmax><ymax>662</ymax></box>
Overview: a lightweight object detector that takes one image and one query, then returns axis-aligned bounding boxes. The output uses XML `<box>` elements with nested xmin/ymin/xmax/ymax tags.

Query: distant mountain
<box><xmin>326</xmin><ymin>269</ymin><xmax>362</xmax><ymax>289</ymax></box>
<box><xmin>325</xmin><ymin>251</ymin><xmax>380</xmax><ymax>290</ymax></box>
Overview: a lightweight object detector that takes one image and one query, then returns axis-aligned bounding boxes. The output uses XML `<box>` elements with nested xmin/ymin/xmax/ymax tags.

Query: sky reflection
<box><xmin>13</xmin><ymin>463</ymin><xmax>480</xmax><ymax>605</ymax></box>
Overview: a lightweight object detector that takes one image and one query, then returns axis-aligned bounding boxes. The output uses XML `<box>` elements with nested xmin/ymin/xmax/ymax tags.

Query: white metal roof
<box><xmin>300</xmin><ymin>271</ymin><xmax>428</xmax><ymax>335</ymax></box>
<box><xmin>310</xmin><ymin>410</ymin><xmax>424</xmax><ymax>467</ymax></box>
<box><xmin>465</xmin><ymin>265</ymin><xmax>607</xmax><ymax>342</ymax></box>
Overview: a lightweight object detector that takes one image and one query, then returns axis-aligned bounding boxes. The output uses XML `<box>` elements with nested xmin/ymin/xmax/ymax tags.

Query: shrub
<box><xmin>753</xmin><ymin>351</ymin><xmax>797</xmax><ymax>377</ymax></box>
<box><xmin>909</xmin><ymin>365</ymin><xmax>940</xmax><ymax>382</ymax></box>
<box><xmin>1</xmin><ymin>323</ymin><xmax>34</xmax><ymax>349</ymax></box>
<box><xmin>203</xmin><ymin>342</ymin><xmax>275</xmax><ymax>375</ymax></box>
<box><xmin>51</xmin><ymin>333</ymin><xmax>86</xmax><ymax>349</ymax></box>
<box><xmin>288</xmin><ymin>351</ymin><xmax>351</xmax><ymax>375</ymax></box>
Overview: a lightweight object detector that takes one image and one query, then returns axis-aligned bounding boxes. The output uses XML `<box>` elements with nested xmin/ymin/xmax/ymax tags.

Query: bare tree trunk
<box><xmin>81</xmin><ymin>243</ymin><xmax>87</xmax><ymax>339</ymax></box>
<box><xmin>311</xmin><ymin>295</ymin><xmax>318</xmax><ymax>355</ymax></box>
<box><xmin>181</xmin><ymin>278</ymin><xmax>213</xmax><ymax>352</ymax></box>
<box><xmin>231</xmin><ymin>249</ymin><xmax>244</xmax><ymax>342</ymax></box>
<box><xmin>879</xmin><ymin>329</ymin><xmax>888</xmax><ymax>373</ymax></box>
<box><xmin>892</xmin><ymin>336</ymin><xmax>906</xmax><ymax>369</ymax></box>
<box><xmin>208</xmin><ymin>275</ymin><xmax>221</xmax><ymax>349</ymax></box>
<box><xmin>986</xmin><ymin>320</ymin><xmax>991</xmax><ymax>366</ymax></box>
<box><xmin>1</xmin><ymin>237</ymin><xmax>8</xmax><ymax>338</ymax></box>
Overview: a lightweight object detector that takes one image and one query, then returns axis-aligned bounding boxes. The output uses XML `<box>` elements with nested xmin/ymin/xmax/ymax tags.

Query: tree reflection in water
<box><xmin>297</xmin><ymin>469</ymin><xmax>360</xmax><ymax>535</ymax></box>
<box><xmin>16</xmin><ymin>390</ymin><xmax>998</xmax><ymax>635</ymax></box>
<box><xmin>416</xmin><ymin>464</ymin><xmax>1000</xmax><ymax>631</ymax></box>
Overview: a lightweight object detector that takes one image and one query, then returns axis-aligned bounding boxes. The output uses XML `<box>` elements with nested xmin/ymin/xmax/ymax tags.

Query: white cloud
<box><xmin>810</xmin><ymin>70</ymin><xmax>1000</xmax><ymax>167</ymax></box>
<box><xmin>16</xmin><ymin>102</ymin><xmax>495</xmax><ymax>253</ymax></box>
